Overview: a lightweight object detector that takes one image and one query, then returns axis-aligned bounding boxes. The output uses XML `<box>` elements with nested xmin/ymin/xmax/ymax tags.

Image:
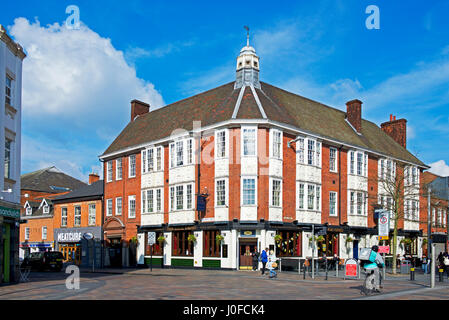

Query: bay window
<box><xmin>297</xmin><ymin>138</ymin><xmax>304</xmax><ymax>163</ymax></box>
<box><xmin>242</xmin><ymin>127</ymin><xmax>256</xmax><ymax>156</ymax></box>
<box><xmin>271</xmin><ymin>179</ymin><xmax>281</xmax><ymax>207</ymax></box>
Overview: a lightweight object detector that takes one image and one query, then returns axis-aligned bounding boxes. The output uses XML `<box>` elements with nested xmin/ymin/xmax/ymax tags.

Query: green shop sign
<box><xmin>0</xmin><ymin>206</ymin><xmax>20</xmax><ymax>219</ymax></box>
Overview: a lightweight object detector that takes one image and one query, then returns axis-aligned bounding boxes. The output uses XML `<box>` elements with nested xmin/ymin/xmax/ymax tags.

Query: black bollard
<box><xmin>410</xmin><ymin>267</ymin><xmax>415</xmax><ymax>281</ymax></box>
<box><xmin>325</xmin><ymin>258</ymin><xmax>328</xmax><ymax>280</ymax></box>
<box><xmin>439</xmin><ymin>269</ymin><xmax>444</xmax><ymax>282</ymax></box>
<box><xmin>303</xmin><ymin>264</ymin><xmax>306</xmax><ymax>279</ymax></box>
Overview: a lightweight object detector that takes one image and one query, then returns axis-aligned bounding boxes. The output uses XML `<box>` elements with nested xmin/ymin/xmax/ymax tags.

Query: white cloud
<box><xmin>9</xmin><ymin>17</ymin><xmax>165</xmax><ymax>181</ymax></box>
<box><xmin>125</xmin><ymin>40</ymin><xmax>195</xmax><ymax>61</ymax></box>
<box><xmin>428</xmin><ymin>160</ymin><xmax>449</xmax><ymax>177</ymax></box>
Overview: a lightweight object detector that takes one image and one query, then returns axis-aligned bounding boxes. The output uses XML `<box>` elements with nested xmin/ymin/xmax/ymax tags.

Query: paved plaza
<box><xmin>0</xmin><ymin>267</ymin><xmax>448</xmax><ymax>300</ymax></box>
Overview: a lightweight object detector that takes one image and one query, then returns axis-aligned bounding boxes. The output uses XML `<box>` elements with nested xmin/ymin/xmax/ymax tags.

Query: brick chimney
<box><xmin>381</xmin><ymin>114</ymin><xmax>407</xmax><ymax>148</ymax></box>
<box><xmin>131</xmin><ymin>99</ymin><xmax>150</xmax><ymax>122</ymax></box>
<box><xmin>346</xmin><ymin>99</ymin><xmax>363</xmax><ymax>133</ymax></box>
<box><xmin>89</xmin><ymin>173</ymin><xmax>100</xmax><ymax>185</ymax></box>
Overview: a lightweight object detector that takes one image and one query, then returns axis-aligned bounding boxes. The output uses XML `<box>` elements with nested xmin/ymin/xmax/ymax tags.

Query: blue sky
<box><xmin>2</xmin><ymin>0</ymin><xmax>449</xmax><ymax>181</ymax></box>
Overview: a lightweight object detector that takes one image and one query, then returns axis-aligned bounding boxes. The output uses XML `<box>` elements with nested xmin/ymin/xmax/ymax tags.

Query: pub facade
<box><xmin>101</xmin><ymin>39</ymin><xmax>434</xmax><ymax>270</ymax></box>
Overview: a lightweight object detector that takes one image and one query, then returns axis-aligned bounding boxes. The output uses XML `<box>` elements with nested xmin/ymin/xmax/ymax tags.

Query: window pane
<box><xmin>176</xmin><ymin>185</ymin><xmax>183</xmax><ymax>210</ymax></box>
<box><xmin>216</xmin><ymin>180</ymin><xmax>226</xmax><ymax>206</ymax></box>
<box><xmin>308</xmin><ymin>185</ymin><xmax>315</xmax><ymax>210</ymax></box>
<box><xmin>176</xmin><ymin>141</ymin><xmax>184</xmax><ymax>166</ymax></box>
<box><xmin>243</xmin><ymin>128</ymin><xmax>256</xmax><ymax>156</ymax></box>
<box><xmin>297</xmin><ymin>138</ymin><xmax>304</xmax><ymax>163</ymax></box>
<box><xmin>243</xmin><ymin>178</ymin><xmax>256</xmax><ymax>205</ymax></box>
<box><xmin>298</xmin><ymin>184</ymin><xmax>304</xmax><ymax>209</ymax></box>
<box><xmin>308</xmin><ymin>140</ymin><xmax>315</xmax><ymax>165</ymax></box>
<box><xmin>272</xmin><ymin>180</ymin><xmax>281</xmax><ymax>206</ymax></box>
<box><xmin>186</xmin><ymin>184</ymin><xmax>192</xmax><ymax>209</ymax></box>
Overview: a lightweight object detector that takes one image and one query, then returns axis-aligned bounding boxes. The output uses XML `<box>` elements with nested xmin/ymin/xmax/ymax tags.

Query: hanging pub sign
<box><xmin>197</xmin><ymin>196</ymin><xmax>206</xmax><ymax>212</ymax></box>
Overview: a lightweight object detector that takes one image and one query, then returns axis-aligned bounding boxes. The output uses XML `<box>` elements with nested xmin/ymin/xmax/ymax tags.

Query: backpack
<box><xmin>359</xmin><ymin>248</ymin><xmax>373</xmax><ymax>262</ymax></box>
<box><xmin>444</xmin><ymin>257</ymin><xmax>449</xmax><ymax>266</ymax></box>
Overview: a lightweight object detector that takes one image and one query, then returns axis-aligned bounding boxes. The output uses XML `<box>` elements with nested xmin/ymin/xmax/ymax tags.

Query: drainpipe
<box><xmin>338</xmin><ymin>145</ymin><xmax>343</xmax><ymax>257</ymax></box>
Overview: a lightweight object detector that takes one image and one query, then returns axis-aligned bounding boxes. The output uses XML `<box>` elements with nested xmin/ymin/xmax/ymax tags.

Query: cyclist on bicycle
<box><xmin>362</xmin><ymin>245</ymin><xmax>385</xmax><ymax>292</ymax></box>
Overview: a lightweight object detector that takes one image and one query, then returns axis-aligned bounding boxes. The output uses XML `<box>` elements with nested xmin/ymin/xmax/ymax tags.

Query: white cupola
<box><xmin>235</xmin><ymin>27</ymin><xmax>260</xmax><ymax>89</ymax></box>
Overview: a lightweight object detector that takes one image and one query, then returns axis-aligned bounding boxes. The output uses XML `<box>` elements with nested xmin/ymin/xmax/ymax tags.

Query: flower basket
<box><xmin>400</xmin><ymin>238</ymin><xmax>412</xmax><ymax>245</ymax></box>
<box><xmin>215</xmin><ymin>234</ymin><xmax>225</xmax><ymax>245</ymax></box>
<box><xmin>187</xmin><ymin>234</ymin><xmax>197</xmax><ymax>243</ymax></box>
<box><xmin>274</xmin><ymin>234</ymin><xmax>283</xmax><ymax>243</ymax></box>
<box><xmin>345</xmin><ymin>236</ymin><xmax>354</xmax><ymax>244</ymax></box>
<box><xmin>421</xmin><ymin>238</ymin><xmax>428</xmax><ymax>247</ymax></box>
<box><xmin>316</xmin><ymin>235</ymin><xmax>325</xmax><ymax>243</ymax></box>
<box><xmin>157</xmin><ymin>235</ymin><xmax>166</xmax><ymax>244</ymax></box>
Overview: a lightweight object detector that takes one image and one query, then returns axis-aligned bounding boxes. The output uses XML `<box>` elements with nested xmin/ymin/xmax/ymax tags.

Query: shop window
<box><xmin>145</xmin><ymin>231</ymin><xmax>164</xmax><ymax>256</ymax></box>
<box><xmin>203</xmin><ymin>230</ymin><xmax>221</xmax><ymax>257</ymax></box>
<box><xmin>275</xmin><ymin>231</ymin><xmax>301</xmax><ymax>257</ymax></box>
<box><xmin>317</xmin><ymin>233</ymin><xmax>339</xmax><ymax>257</ymax></box>
<box><xmin>172</xmin><ymin>231</ymin><xmax>194</xmax><ymax>256</ymax></box>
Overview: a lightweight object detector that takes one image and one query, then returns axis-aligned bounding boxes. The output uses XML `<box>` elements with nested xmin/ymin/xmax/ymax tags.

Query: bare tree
<box><xmin>368</xmin><ymin>160</ymin><xmax>423</xmax><ymax>274</ymax></box>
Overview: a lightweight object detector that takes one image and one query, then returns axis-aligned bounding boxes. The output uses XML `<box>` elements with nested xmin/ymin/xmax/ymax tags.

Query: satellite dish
<box><xmin>83</xmin><ymin>232</ymin><xmax>94</xmax><ymax>240</ymax></box>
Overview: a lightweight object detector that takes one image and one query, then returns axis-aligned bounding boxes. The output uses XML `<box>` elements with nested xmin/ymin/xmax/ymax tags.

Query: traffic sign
<box><xmin>376</xmin><ymin>209</ymin><xmax>390</xmax><ymax>237</ymax></box>
<box><xmin>147</xmin><ymin>232</ymin><xmax>156</xmax><ymax>245</ymax></box>
<box><xmin>377</xmin><ymin>236</ymin><xmax>389</xmax><ymax>240</ymax></box>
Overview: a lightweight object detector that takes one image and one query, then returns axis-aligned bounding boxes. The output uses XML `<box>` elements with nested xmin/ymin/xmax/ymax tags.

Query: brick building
<box><xmin>19</xmin><ymin>167</ymin><xmax>86</xmax><ymax>258</ymax></box>
<box><xmin>100</xmin><ymin>39</ymin><xmax>438</xmax><ymax>270</ymax></box>
<box><xmin>52</xmin><ymin>173</ymin><xmax>103</xmax><ymax>268</ymax></box>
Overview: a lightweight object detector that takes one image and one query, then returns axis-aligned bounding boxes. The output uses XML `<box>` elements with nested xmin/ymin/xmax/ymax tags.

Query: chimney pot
<box><xmin>131</xmin><ymin>99</ymin><xmax>150</xmax><ymax>122</ymax></box>
<box><xmin>390</xmin><ymin>114</ymin><xmax>393</xmax><ymax>121</ymax></box>
<box><xmin>346</xmin><ymin>99</ymin><xmax>363</xmax><ymax>133</ymax></box>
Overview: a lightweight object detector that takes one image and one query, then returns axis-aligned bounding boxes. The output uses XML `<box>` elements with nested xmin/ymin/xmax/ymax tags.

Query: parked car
<box><xmin>23</xmin><ymin>251</ymin><xmax>64</xmax><ymax>271</ymax></box>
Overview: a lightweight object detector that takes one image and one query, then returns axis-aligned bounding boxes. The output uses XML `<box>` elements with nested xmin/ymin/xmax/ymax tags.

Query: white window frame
<box><xmin>116</xmin><ymin>158</ymin><xmax>122</xmax><ymax>180</ymax></box>
<box><xmin>129</xmin><ymin>155</ymin><xmax>136</xmax><ymax>178</ymax></box>
<box><xmin>187</xmin><ymin>139</ymin><xmax>193</xmax><ymax>165</ymax></box>
<box><xmin>5</xmin><ymin>75</ymin><xmax>13</xmax><ymax>106</ymax></box>
<box><xmin>329</xmin><ymin>147</ymin><xmax>337</xmax><ymax>172</ymax></box>
<box><xmin>156</xmin><ymin>146</ymin><xmax>163</xmax><ymax>171</ymax></box>
<box><xmin>270</xmin><ymin>129</ymin><xmax>283</xmax><ymax>160</ymax></box>
<box><xmin>186</xmin><ymin>184</ymin><xmax>193</xmax><ymax>209</ymax></box>
<box><xmin>116</xmin><ymin>197</ymin><xmax>122</xmax><ymax>216</ymax></box>
<box><xmin>106</xmin><ymin>161</ymin><xmax>113</xmax><ymax>182</ymax></box>
<box><xmin>170</xmin><ymin>143</ymin><xmax>175</xmax><ymax>168</ymax></box>
<box><xmin>176</xmin><ymin>141</ymin><xmax>184</xmax><ymax>166</ymax></box>
<box><xmin>170</xmin><ymin>186</ymin><xmax>175</xmax><ymax>211</ymax></box>
<box><xmin>128</xmin><ymin>195</ymin><xmax>136</xmax><ymax>218</ymax></box>
<box><xmin>26</xmin><ymin>206</ymin><xmax>32</xmax><ymax>216</ymax></box>
<box><xmin>241</xmin><ymin>176</ymin><xmax>257</xmax><ymax>206</ymax></box>
<box><xmin>215</xmin><ymin>178</ymin><xmax>227</xmax><ymax>207</ymax></box>
<box><xmin>215</xmin><ymin>129</ymin><xmax>228</xmax><ymax>159</ymax></box>
<box><xmin>270</xmin><ymin>178</ymin><xmax>282</xmax><ymax>207</ymax></box>
<box><xmin>329</xmin><ymin>192</ymin><xmax>337</xmax><ymax>216</ymax></box>
<box><xmin>25</xmin><ymin>227</ymin><xmax>30</xmax><ymax>240</ymax></box>
<box><xmin>176</xmin><ymin>185</ymin><xmax>184</xmax><ymax>210</ymax></box>
<box><xmin>88</xmin><ymin>204</ymin><xmax>96</xmax><ymax>226</ymax></box>
<box><xmin>296</xmin><ymin>138</ymin><xmax>305</xmax><ymax>164</ymax></box>
<box><xmin>42</xmin><ymin>226</ymin><xmax>47</xmax><ymax>240</ymax></box>
<box><xmin>156</xmin><ymin>188</ymin><xmax>162</xmax><ymax>212</ymax></box>
<box><xmin>43</xmin><ymin>204</ymin><xmax>49</xmax><ymax>214</ymax></box>
<box><xmin>297</xmin><ymin>182</ymin><xmax>305</xmax><ymax>209</ymax></box>
<box><xmin>242</xmin><ymin>126</ymin><xmax>257</xmax><ymax>157</ymax></box>
<box><xmin>61</xmin><ymin>207</ymin><xmax>67</xmax><ymax>227</ymax></box>
<box><xmin>142</xmin><ymin>150</ymin><xmax>147</xmax><ymax>174</ymax></box>
<box><xmin>74</xmin><ymin>206</ymin><xmax>81</xmax><ymax>226</ymax></box>
<box><xmin>106</xmin><ymin>199</ymin><xmax>113</xmax><ymax>216</ymax></box>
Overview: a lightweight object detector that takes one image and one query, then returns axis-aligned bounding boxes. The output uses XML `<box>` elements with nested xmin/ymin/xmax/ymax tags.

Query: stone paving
<box><xmin>0</xmin><ymin>267</ymin><xmax>448</xmax><ymax>300</ymax></box>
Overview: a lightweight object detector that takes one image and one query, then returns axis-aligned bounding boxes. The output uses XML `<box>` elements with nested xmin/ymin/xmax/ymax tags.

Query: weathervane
<box><xmin>244</xmin><ymin>25</ymin><xmax>250</xmax><ymax>46</ymax></box>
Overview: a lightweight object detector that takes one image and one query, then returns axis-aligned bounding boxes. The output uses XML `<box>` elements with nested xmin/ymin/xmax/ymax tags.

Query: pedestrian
<box><xmin>422</xmin><ymin>255</ymin><xmax>428</xmax><ymax>274</ymax></box>
<box><xmin>437</xmin><ymin>252</ymin><xmax>444</xmax><ymax>270</ymax></box>
<box><xmin>251</xmin><ymin>248</ymin><xmax>259</xmax><ymax>271</ymax></box>
<box><xmin>443</xmin><ymin>252</ymin><xmax>449</xmax><ymax>278</ymax></box>
<box><xmin>260</xmin><ymin>247</ymin><xmax>268</xmax><ymax>275</ymax></box>
<box><xmin>268</xmin><ymin>250</ymin><xmax>277</xmax><ymax>279</ymax></box>
<box><xmin>332</xmin><ymin>253</ymin><xmax>339</xmax><ymax>271</ymax></box>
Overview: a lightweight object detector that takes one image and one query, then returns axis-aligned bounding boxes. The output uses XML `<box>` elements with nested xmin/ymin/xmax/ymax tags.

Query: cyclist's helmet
<box><xmin>371</xmin><ymin>245</ymin><xmax>379</xmax><ymax>252</ymax></box>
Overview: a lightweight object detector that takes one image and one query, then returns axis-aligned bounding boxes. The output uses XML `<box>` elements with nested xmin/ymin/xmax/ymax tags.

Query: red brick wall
<box><xmin>367</xmin><ymin>155</ymin><xmax>379</xmax><ymax>228</ymax></box>
<box><xmin>229</xmin><ymin>128</ymin><xmax>241</xmax><ymax>221</ymax></box>
<box><xmin>339</xmin><ymin>148</ymin><xmax>348</xmax><ymax>224</ymax></box>
<box><xmin>103</xmin><ymin>153</ymin><xmax>141</xmax><ymax>242</ymax></box>
<box><xmin>19</xmin><ymin>217</ymin><xmax>54</xmax><ymax>243</ymax></box>
<box><xmin>282</xmin><ymin>132</ymin><xmax>296</xmax><ymax>222</ymax></box>
<box><xmin>381</xmin><ymin>118</ymin><xmax>407</xmax><ymax>148</ymax></box>
<box><xmin>258</xmin><ymin>128</ymin><xmax>269</xmax><ymax>221</ymax></box>
<box><xmin>321</xmin><ymin>144</ymin><xmax>340</xmax><ymax>226</ymax></box>
<box><xmin>200</xmin><ymin>134</ymin><xmax>215</xmax><ymax>221</ymax></box>
<box><xmin>53</xmin><ymin>200</ymin><xmax>102</xmax><ymax>229</ymax></box>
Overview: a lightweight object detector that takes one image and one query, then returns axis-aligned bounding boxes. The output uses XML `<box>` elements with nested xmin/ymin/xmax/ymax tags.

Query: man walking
<box><xmin>260</xmin><ymin>248</ymin><xmax>268</xmax><ymax>275</ymax></box>
<box><xmin>251</xmin><ymin>248</ymin><xmax>260</xmax><ymax>271</ymax></box>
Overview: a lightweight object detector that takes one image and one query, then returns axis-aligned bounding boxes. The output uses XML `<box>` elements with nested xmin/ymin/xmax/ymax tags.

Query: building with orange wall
<box><xmin>19</xmin><ymin>167</ymin><xmax>86</xmax><ymax>259</ymax></box>
<box><xmin>51</xmin><ymin>174</ymin><xmax>103</xmax><ymax>267</ymax></box>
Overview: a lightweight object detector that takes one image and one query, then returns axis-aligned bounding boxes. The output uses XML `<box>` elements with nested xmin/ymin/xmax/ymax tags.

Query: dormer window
<box><xmin>43</xmin><ymin>205</ymin><xmax>49</xmax><ymax>214</ymax></box>
<box><xmin>253</xmin><ymin>61</ymin><xmax>258</xmax><ymax>67</ymax></box>
<box><xmin>26</xmin><ymin>207</ymin><xmax>32</xmax><ymax>215</ymax></box>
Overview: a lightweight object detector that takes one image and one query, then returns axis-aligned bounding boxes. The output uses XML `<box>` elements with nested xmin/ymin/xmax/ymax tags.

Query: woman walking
<box><xmin>267</xmin><ymin>250</ymin><xmax>277</xmax><ymax>279</ymax></box>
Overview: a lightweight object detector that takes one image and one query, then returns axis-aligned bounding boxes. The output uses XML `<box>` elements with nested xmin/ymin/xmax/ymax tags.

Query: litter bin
<box><xmin>400</xmin><ymin>260</ymin><xmax>411</xmax><ymax>274</ymax></box>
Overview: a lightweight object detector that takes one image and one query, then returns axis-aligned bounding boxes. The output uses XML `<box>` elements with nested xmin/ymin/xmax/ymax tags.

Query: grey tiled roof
<box><xmin>21</xmin><ymin>166</ymin><xmax>87</xmax><ymax>193</ymax></box>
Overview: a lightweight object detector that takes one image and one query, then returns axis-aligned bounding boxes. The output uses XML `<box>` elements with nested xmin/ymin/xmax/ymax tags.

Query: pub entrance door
<box><xmin>239</xmin><ymin>239</ymin><xmax>257</xmax><ymax>270</ymax></box>
<box><xmin>109</xmin><ymin>238</ymin><xmax>122</xmax><ymax>268</ymax></box>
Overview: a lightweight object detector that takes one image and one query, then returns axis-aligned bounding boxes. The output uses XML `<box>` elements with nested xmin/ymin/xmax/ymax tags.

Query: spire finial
<box><xmin>244</xmin><ymin>26</ymin><xmax>250</xmax><ymax>46</ymax></box>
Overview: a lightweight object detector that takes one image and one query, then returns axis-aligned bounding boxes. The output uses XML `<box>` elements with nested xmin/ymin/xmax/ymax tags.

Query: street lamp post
<box><xmin>427</xmin><ymin>186</ymin><xmax>431</xmax><ymax>260</ymax></box>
